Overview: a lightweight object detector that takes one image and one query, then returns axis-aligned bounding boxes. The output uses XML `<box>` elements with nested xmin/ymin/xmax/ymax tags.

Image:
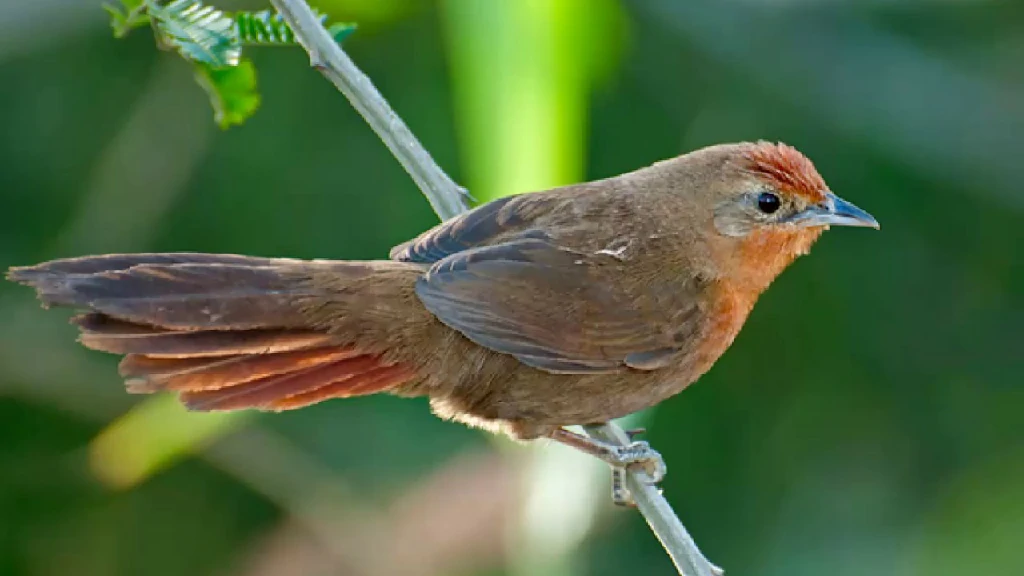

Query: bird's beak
<box><xmin>789</xmin><ymin>192</ymin><xmax>880</xmax><ymax>229</ymax></box>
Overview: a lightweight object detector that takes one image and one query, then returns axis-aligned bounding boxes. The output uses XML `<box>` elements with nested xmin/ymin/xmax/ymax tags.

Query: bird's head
<box><xmin>685</xmin><ymin>141</ymin><xmax>879</xmax><ymax>295</ymax></box>
<box><xmin>711</xmin><ymin>141</ymin><xmax>878</xmax><ymax>237</ymax></box>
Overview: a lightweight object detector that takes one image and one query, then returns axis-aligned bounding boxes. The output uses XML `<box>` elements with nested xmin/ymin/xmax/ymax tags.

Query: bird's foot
<box><xmin>601</xmin><ymin>439</ymin><xmax>667</xmax><ymax>485</ymax></box>
<box><xmin>548</xmin><ymin>427</ymin><xmax>666</xmax><ymax>506</ymax></box>
<box><xmin>611</xmin><ymin>467</ymin><xmax>638</xmax><ymax>507</ymax></box>
<box><xmin>613</xmin><ymin>427</ymin><xmax>658</xmax><ymax>506</ymax></box>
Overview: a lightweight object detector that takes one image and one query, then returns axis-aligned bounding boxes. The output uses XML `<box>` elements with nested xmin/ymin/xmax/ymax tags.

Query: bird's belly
<box><xmin>438</xmin><ymin>356</ymin><xmax>708</xmax><ymax>438</ymax></box>
<box><xmin>430</xmin><ymin>296</ymin><xmax>751</xmax><ymax>438</ymax></box>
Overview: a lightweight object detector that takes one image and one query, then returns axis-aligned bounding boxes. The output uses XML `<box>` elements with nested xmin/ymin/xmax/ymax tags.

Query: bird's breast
<box><xmin>694</xmin><ymin>281</ymin><xmax>756</xmax><ymax>368</ymax></box>
<box><xmin>664</xmin><ymin>283</ymin><xmax>753</xmax><ymax>390</ymax></box>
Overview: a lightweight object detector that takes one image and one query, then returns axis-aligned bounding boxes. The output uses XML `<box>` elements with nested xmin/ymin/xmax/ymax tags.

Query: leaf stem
<box><xmin>267</xmin><ymin>1</ymin><xmax>723</xmax><ymax>574</ymax></box>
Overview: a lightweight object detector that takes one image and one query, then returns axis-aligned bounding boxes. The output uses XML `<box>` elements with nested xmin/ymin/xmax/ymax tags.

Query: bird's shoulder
<box><xmin>391</xmin><ymin>176</ymin><xmax>682</xmax><ymax>263</ymax></box>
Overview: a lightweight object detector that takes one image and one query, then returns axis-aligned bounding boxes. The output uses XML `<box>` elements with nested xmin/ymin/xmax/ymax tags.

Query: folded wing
<box><xmin>413</xmin><ymin>238</ymin><xmax>700</xmax><ymax>374</ymax></box>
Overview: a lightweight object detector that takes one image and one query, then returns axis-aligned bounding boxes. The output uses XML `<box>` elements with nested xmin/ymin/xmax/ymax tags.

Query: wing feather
<box><xmin>415</xmin><ymin>238</ymin><xmax>701</xmax><ymax>374</ymax></box>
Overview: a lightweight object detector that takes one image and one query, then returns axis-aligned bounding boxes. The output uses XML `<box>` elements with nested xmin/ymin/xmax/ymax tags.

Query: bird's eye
<box><xmin>757</xmin><ymin>192</ymin><xmax>781</xmax><ymax>214</ymax></box>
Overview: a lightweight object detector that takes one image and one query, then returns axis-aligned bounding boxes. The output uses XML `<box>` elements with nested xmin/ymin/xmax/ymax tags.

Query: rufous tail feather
<box><xmin>7</xmin><ymin>253</ymin><xmax>419</xmax><ymax>411</ymax></box>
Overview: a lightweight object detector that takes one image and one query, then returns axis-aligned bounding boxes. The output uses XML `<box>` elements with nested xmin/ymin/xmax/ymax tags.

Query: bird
<box><xmin>7</xmin><ymin>141</ymin><xmax>877</xmax><ymax>501</ymax></box>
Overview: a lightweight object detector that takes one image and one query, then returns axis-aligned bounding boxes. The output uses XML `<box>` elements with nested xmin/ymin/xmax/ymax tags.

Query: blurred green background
<box><xmin>1</xmin><ymin>0</ymin><xmax>1022</xmax><ymax>575</ymax></box>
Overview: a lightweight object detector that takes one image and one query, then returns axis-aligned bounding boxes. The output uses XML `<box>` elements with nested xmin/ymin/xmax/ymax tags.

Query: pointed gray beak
<box><xmin>788</xmin><ymin>192</ymin><xmax>880</xmax><ymax>229</ymax></box>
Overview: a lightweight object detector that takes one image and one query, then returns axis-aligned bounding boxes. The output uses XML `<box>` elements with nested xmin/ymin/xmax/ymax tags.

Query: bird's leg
<box><xmin>611</xmin><ymin>467</ymin><xmax>634</xmax><ymax>507</ymax></box>
<box><xmin>548</xmin><ymin>427</ymin><xmax>666</xmax><ymax>505</ymax></box>
<box><xmin>612</xmin><ymin>427</ymin><xmax>649</xmax><ymax>506</ymax></box>
<box><xmin>547</xmin><ymin>428</ymin><xmax>666</xmax><ymax>480</ymax></box>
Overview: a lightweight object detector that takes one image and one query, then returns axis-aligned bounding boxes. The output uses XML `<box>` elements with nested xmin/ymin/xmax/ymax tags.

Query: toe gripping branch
<box><xmin>549</xmin><ymin>427</ymin><xmax>667</xmax><ymax>506</ymax></box>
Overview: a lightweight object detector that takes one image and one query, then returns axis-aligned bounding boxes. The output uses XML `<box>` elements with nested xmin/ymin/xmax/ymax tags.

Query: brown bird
<box><xmin>7</xmin><ymin>141</ymin><xmax>877</xmax><ymax>497</ymax></box>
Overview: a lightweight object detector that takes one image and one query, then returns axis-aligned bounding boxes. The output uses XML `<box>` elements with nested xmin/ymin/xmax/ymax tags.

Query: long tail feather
<box><xmin>179</xmin><ymin>354</ymin><xmax>387</xmax><ymax>411</ymax></box>
<box><xmin>15</xmin><ymin>263</ymin><xmax>315</xmax><ymax>329</ymax></box>
<box><xmin>121</xmin><ymin>347</ymin><xmax>360</xmax><ymax>392</ymax></box>
<box><xmin>7</xmin><ymin>253</ymin><xmax>421</xmax><ymax>411</ymax></box>
<box><xmin>75</xmin><ymin>313</ymin><xmax>334</xmax><ymax>357</ymax></box>
<box><xmin>271</xmin><ymin>364</ymin><xmax>415</xmax><ymax>410</ymax></box>
<box><xmin>7</xmin><ymin>253</ymin><xmax>287</xmax><ymax>277</ymax></box>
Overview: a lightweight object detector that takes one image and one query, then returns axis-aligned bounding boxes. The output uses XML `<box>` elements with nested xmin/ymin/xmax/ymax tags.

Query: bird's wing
<box><xmin>390</xmin><ymin>193</ymin><xmax>554</xmax><ymax>263</ymax></box>
<box><xmin>414</xmin><ymin>237</ymin><xmax>704</xmax><ymax>374</ymax></box>
<box><xmin>392</xmin><ymin>191</ymin><xmax>707</xmax><ymax>374</ymax></box>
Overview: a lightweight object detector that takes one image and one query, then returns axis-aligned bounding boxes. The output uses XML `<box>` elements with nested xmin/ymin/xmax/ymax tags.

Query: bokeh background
<box><xmin>1</xmin><ymin>0</ymin><xmax>1022</xmax><ymax>575</ymax></box>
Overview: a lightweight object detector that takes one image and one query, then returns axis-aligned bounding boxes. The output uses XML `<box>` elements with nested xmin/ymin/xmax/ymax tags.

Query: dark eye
<box><xmin>757</xmin><ymin>192</ymin><xmax>781</xmax><ymax>214</ymax></box>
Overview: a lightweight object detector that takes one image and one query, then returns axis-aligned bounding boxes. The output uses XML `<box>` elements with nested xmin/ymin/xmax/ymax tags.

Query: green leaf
<box><xmin>102</xmin><ymin>2</ymin><xmax>356</xmax><ymax>130</ymax></box>
<box><xmin>234</xmin><ymin>9</ymin><xmax>356</xmax><ymax>46</ymax></box>
<box><xmin>234</xmin><ymin>10</ymin><xmax>297</xmax><ymax>45</ymax></box>
<box><xmin>194</xmin><ymin>59</ymin><xmax>261</xmax><ymax>129</ymax></box>
<box><xmin>148</xmin><ymin>0</ymin><xmax>240</xmax><ymax>68</ymax></box>
<box><xmin>327</xmin><ymin>22</ymin><xmax>358</xmax><ymax>44</ymax></box>
<box><xmin>141</xmin><ymin>3</ymin><xmax>355</xmax><ymax>68</ymax></box>
<box><xmin>103</xmin><ymin>0</ymin><xmax>150</xmax><ymax>38</ymax></box>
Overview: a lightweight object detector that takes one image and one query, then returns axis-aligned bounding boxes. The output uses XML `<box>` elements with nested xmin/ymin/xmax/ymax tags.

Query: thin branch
<box><xmin>267</xmin><ymin>1</ymin><xmax>722</xmax><ymax>574</ymax></box>
<box><xmin>584</xmin><ymin>424</ymin><xmax>723</xmax><ymax>576</ymax></box>
<box><xmin>269</xmin><ymin>0</ymin><xmax>468</xmax><ymax>221</ymax></box>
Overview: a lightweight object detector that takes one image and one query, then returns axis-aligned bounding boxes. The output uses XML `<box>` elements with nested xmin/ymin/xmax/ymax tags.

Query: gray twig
<box><xmin>584</xmin><ymin>423</ymin><xmax>723</xmax><ymax>576</ymax></box>
<box><xmin>269</xmin><ymin>0</ymin><xmax>468</xmax><ymax>221</ymax></box>
<box><xmin>268</xmin><ymin>1</ymin><xmax>722</xmax><ymax>574</ymax></box>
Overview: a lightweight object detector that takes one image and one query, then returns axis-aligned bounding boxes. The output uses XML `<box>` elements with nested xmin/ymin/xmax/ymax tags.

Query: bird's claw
<box><xmin>548</xmin><ymin>428</ymin><xmax>666</xmax><ymax>506</ymax></box>
<box><xmin>624</xmin><ymin>427</ymin><xmax>647</xmax><ymax>440</ymax></box>
<box><xmin>611</xmin><ymin>467</ymin><xmax>635</xmax><ymax>507</ymax></box>
<box><xmin>607</xmin><ymin>440</ymin><xmax>667</xmax><ymax>484</ymax></box>
<box><xmin>604</xmin><ymin>440</ymin><xmax>666</xmax><ymax>506</ymax></box>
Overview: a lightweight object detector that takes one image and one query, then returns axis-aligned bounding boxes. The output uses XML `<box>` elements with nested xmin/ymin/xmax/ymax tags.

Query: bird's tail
<box><xmin>7</xmin><ymin>253</ymin><xmax>431</xmax><ymax>412</ymax></box>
